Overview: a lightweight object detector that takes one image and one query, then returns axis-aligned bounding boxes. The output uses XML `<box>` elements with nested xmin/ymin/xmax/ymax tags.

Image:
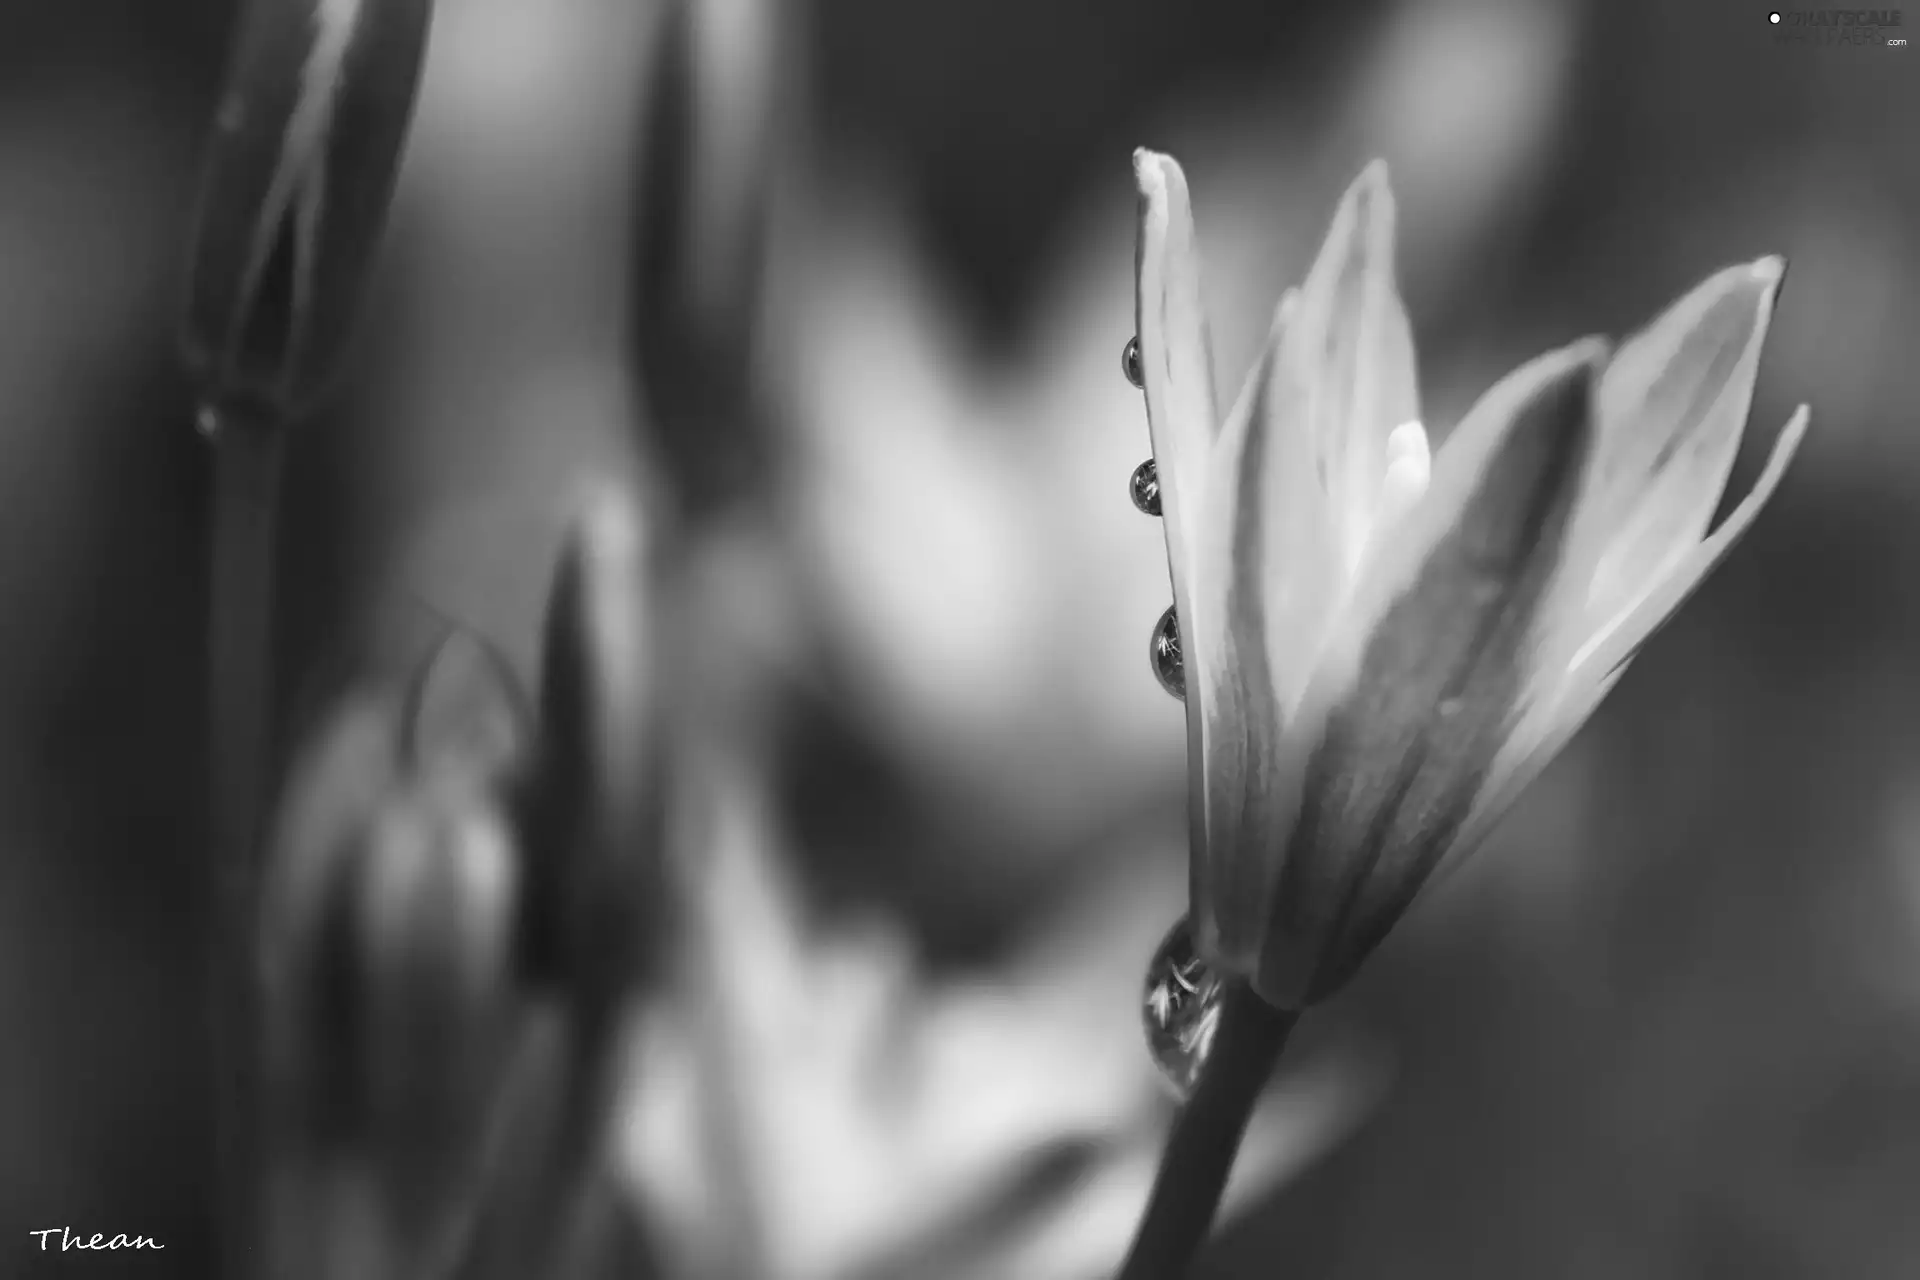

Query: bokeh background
<box><xmin>2</xmin><ymin>0</ymin><xmax>1917</xmax><ymax>1275</ymax></box>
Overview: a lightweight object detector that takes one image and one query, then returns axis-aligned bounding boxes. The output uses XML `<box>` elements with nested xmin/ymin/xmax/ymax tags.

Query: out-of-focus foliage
<box><xmin>0</xmin><ymin>0</ymin><xmax>1916</xmax><ymax>1275</ymax></box>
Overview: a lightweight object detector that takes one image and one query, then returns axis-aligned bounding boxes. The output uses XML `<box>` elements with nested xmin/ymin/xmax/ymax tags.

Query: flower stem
<box><xmin>204</xmin><ymin>407</ymin><xmax>286</xmax><ymax>1278</ymax></box>
<box><xmin>1114</xmin><ymin>983</ymin><xmax>1298</xmax><ymax>1280</ymax></box>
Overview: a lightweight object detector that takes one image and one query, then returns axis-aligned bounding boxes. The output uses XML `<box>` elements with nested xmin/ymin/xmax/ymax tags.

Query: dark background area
<box><xmin>1</xmin><ymin>0</ymin><xmax>1916</xmax><ymax>1275</ymax></box>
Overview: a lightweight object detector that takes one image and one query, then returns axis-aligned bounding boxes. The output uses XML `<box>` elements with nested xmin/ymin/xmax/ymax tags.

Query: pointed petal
<box><xmin>1184</xmin><ymin>303</ymin><xmax>1303</xmax><ymax>979</ymax></box>
<box><xmin>1575</xmin><ymin>258</ymin><xmax>1785</xmax><ymax>635</ymax></box>
<box><xmin>1568</xmin><ymin>404</ymin><xmax>1809</xmax><ymax>682</ymax></box>
<box><xmin>1133</xmin><ymin>149</ymin><xmax>1258</xmax><ymax>975</ymax></box>
<box><xmin>1414</xmin><ymin>404</ymin><xmax>1806</xmax><ymax>899</ymax></box>
<box><xmin>1133</xmin><ymin>147</ymin><xmax>1220</xmax><ymax>612</ymax></box>
<box><xmin>1223</xmin><ymin>285</ymin><xmax>1342</xmax><ymax>719</ymax></box>
<box><xmin>1281</xmin><ymin>160</ymin><xmax>1420</xmax><ymax>574</ymax></box>
<box><xmin>1187</xmin><ymin>283</ymin><xmax>1355</xmax><ymax>974</ymax></box>
<box><xmin>1187</xmin><ymin>167</ymin><xmax>1421</xmax><ymax>975</ymax></box>
<box><xmin>527</xmin><ymin>485</ymin><xmax>669</xmax><ymax>1002</ymax></box>
<box><xmin>1250</xmin><ymin>340</ymin><xmax>1608</xmax><ymax>1007</ymax></box>
<box><xmin>1430</xmin><ymin>267</ymin><xmax>1798</xmax><ymax>863</ymax></box>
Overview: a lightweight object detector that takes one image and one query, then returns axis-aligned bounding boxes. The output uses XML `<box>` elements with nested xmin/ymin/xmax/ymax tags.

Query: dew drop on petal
<box><xmin>1142</xmin><ymin>915</ymin><xmax>1225</xmax><ymax>1099</ymax></box>
<box><xmin>1122</xmin><ymin>335</ymin><xmax>1144</xmax><ymax>389</ymax></box>
<box><xmin>1130</xmin><ymin>458</ymin><xmax>1162</xmax><ymax>516</ymax></box>
<box><xmin>1150</xmin><ymin>604</ymin><xmax>1184</xmax><ymax>699</ymax></box>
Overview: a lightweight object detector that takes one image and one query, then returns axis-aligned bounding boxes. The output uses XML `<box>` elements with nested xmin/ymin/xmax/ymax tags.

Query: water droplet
<box><xmin>1150</xmin><ymin>605</ymin><xmax>1184</xmax><ymax>699</ymax></box>
<box><xmin>1129</xmin><ymin>459</ymin><xmax>1161</xmax><ymax>516</ymax></box>
<box><xmin>194</xmin><ymin>403</ymin><xmax>225</xmax><ymax>441</ymax></box>
<box><xmin>1142</xmin><ymin>915</ymin><xmax>1225</xmax><ymax>1099</ymax></box>
<box><xmin>1122</xmin><ymin>335</ymin><xmax>1143</xmax><ymax>389</ymax></box>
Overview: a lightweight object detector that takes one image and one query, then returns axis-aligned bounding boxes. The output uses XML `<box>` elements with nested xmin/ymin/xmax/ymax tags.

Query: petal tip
<box><xmin>1759</xmin><ymin>254</ymin><xmax>1790</xmax><ymax>309</ymax></box>
<box><xmin>1565</xmin><ymin>334</ymin><xmax>1612</xmax><ymax>372</ymax></box>
<box><xmin>1750</xmin><ymin>403</ymin><xmax>1811</xmax><ymax>498</ymax></box>
<box><xmin>1782</xmin><ymin>402</ymin><xmax>1812</xmax><ymax>447</ymax></box>
<box><xmin>1340</xmin><ymin>158</ymin><xmax>1397</xmax><ymax>232</ymax></box>
<box><xmin>1747</xmin><ymin>256</ymin><xmax>1788</xmax><ymax>316</ymax></box>
<box><xmin>1133</xmin><ymin>148</ymin><xmax>1181</xmax><ymax>197</ymax></box>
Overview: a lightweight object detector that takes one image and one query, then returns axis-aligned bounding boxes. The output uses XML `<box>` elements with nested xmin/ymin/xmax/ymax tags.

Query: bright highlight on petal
<box><xmin>1371</xmin><ymin>419</ymin><xmax>1431</xmax><ymax>551</ymax></box>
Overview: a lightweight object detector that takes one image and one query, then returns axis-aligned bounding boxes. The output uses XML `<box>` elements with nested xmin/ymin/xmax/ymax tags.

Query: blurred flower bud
<box><xmin>400</xmin><ymin>624</ymin><xmax>534</xmax><ymax>786</ymax></box>
<box><xmin>523</xmin><ymin>485</ymin><xmax>666</xmax><ymax>1009</ymax></box>
<box><xmin>257</xmin><ymin>630</ymin><xmax>534</xmax><ymax>1280</ymax></box>
<box><xmin>355</xmin><ymin>773</ymin><xmax>521</xmax><ymax>1222</ymax></box>
<box><xmin>447</xmin><ymin>486</ymin><xmax>667</xmax><ymax>1280</ymax></box>
<box><xmin>631</xmin><ymin>0</ymin><xmax>784</xmax><ymax>516</ymax></box>
<box><xmin>182</xmin><ymin>0</ymin><xmax>435</xmax><ymax>425</ymax></box>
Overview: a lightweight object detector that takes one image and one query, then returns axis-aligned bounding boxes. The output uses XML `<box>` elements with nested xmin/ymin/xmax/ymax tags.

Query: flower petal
<box><xmin>1184</xmin><ymin>299</ymin><xmax>1307</xmax><ymax>978</ymax></box>
<box><xmin>1221</xmin><ymin>284</ymin><xmax>1347</xmax><ymax>721</ymax></box>
<box><xmin>1567</xmin><ymin>404</ymin><xmax>1809</xmax><ymax>683</ymax></box>
<box><xmin>1187</xmin><ymin>269</ymin><xmax>1380</xmax><ymax>973</ymax></box>
<box><xmin>1573</xmin><ymin>257</ymin><xmax>1785</xmax><ymax>639</ymax></box>
<box><xmin>1394</xmin><ymin>405</ymin><xmax>1807</xmax><ymax>909</ymax></box>
<box><xmin>1134</xmin><ymin>149</ymin><xmax>1266</xmax><ymax>976</ymax></box>
<box><xmin>1280</xmin><ymin>160</ymin><xmax>1420</xmax><ymax>577</ymax></box>
<box><xmin>1187</xmin><ymin>168</ymin><xmax>1422</xmax><ymax>978</ymax></box>
<box><xmin>1247</xmin><ymin>340</ymin><xmax>1607</xmax><ymax>1007</ymax></box>
<box><xmin>1133</xmin><ymin>148</ymin><xmax>1221</xmax><ymax>619</ymax></box>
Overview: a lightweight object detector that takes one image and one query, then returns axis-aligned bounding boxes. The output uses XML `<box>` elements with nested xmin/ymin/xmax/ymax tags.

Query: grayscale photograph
<box><xmin>0</xmin><ymin>0</ymin><xmax>1913</xmax><ymax>1276</ymax></box>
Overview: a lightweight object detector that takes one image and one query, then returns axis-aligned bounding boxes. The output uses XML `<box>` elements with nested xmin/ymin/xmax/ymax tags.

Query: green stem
<box><xmin>1114</xmin><ymin>983</ymin><xmax>1298</xmax><ymax>1280</ymax></box>
<box><xmin>205</xmin><ymin>409</ymin><xmax>286</xmax><ymax>1279</ymax></box>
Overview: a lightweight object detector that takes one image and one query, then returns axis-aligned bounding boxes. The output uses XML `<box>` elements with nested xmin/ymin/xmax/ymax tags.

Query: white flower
<box><xmin>1133</xmin><ymin>148</ymin><xmax>1809</xmax><ymax>1008</ymax></box>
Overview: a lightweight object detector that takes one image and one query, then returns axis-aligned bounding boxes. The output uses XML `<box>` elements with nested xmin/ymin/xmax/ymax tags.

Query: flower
<box><xmin>253</xmin><ymin>486</ymin><xmax>665</xmax><ymax>1278</ymax></box>
<box><xmin>257</xmin><ymin>626</ymin><xmax>528</xmax><ymax>1280</ymax></box>
<box><xmin>1132</xmin><ymin>148</ymin><xmax>1809</xmax><ymax>1010</ymax></box>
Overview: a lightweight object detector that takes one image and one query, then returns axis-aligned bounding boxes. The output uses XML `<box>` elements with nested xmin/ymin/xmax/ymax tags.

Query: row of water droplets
<box><xmin>1122</xmin><ymin>337</ymin><xmax>1186</xmax><ymax>701</ymax></box>
<box><xmin>1124</xmin><ymin>333</ymin><xmax>1227</xmax><ymax>1100</ymax></box>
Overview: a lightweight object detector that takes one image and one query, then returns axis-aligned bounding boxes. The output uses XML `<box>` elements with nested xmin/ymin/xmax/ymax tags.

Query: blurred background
<box><xmin>1</xmin><ymin>0</ymin><xmax>1917</xmax><ymax>1275</ymax></box>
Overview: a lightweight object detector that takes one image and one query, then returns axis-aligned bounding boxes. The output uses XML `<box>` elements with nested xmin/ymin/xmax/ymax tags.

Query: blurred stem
<box><xmin>1113</xmin><ymin>984</ymin><xmax>1297</xmax><ymax>1280</ymax></box>
<box><xmin>486</xmin><ymin>1009</ymin><xmax>629</xmax><ymax>1280</ymax></box>
<box><xmin>685</xmin><ymin>736</ymin><xmax>772</xmax><ymax>1280</ymax></box>
<box><xmin>205</xmin><ymin>409</ymin><xmax>286</xmax><ymax>1279</ymax></box>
